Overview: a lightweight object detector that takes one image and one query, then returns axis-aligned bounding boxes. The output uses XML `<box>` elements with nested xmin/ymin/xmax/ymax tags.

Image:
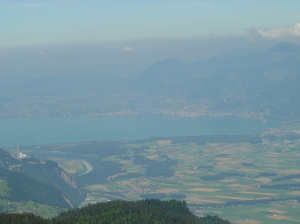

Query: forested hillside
<box><xmin>0</xmin><ymin>168</ymin><xmax>71</xmax><ymax>209</ymax></box>
<box><xmin>0</xmin><ymin>148</ymin><xmax>85</xmax><ymax>211</ymax></box>
<box><xmin>0</xmin><ymin>199</ymin><xmax>231</xmax><ymax>224</ymax></box>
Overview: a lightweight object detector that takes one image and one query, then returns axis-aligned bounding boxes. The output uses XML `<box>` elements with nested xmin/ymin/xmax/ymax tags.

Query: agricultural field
<box><xmin>5</xmin><ymin>124</ymin><xmax>300</xmax><ymax>223</ymax></box>
<box><xmin>0</xmin><ymin>200</ymin><xmax>67</xmax><ymax>218</ymax></box>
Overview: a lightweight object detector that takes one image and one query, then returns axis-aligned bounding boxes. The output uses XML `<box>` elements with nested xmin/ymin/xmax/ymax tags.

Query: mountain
<box><xmin>13</xmin><ymin>157</ymin><xmax>85</xmax><ymax>207</ymax></box>
<box><xmin>1</xmin><ymin>42</ymin><xmax>299</xmax><ymax>119</ymax></box>
<box><xmin>0</xmin><ymin>168</ymin><xmax>71</xmax><ymax>209</ymax></box>
<box><xmin>0</xmin><ymin>148</ymin><xmax>85</xmax><ymax>209</ymax></box>
<box><xmin>129</xmin><ymin>42</ymin><xmax>300</xmax><ymax>118</ymax></box>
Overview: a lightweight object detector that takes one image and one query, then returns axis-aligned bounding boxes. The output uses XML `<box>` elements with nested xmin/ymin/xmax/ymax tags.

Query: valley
<box><xmin>3</xmin><ymin>122</ymin><xmax>300</xmax><ymax>223</ymax></box>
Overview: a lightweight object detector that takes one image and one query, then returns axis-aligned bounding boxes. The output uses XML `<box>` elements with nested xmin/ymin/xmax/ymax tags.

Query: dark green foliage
<box><xmin>200</xmin><ymin>172</ymin><xmax>245</xmax><ymax>181</ymax></box>
<box><xmin>0</xmin><ymin>148</ymin><xmax>21</xmax><ymax>169</ymax></box>
<box><xmin>128</xmin><ymin>134</ymin><xmax>262</xmax><ymax>146</ymax></box>
<box><xmin>171</xmin><ymin>134</ymin><xmax>262</xmax><ymax>145</ymax></box>
<box><xmin>199</xmin><ymin>215</ymin><xmax>232</xmax><ymax>224</ymax></box>
<box><xmin>131</xmin><ymin>145</ymin><xmax>150</xmax><ymax>153</ymax></box>
<box><xmin>261</xmin><ymin>183</ymin><xmax>300</xmax><ymax>190</ymax></box>
<box><xmin>0</xmin><ymin>213</ymin><xmax>50</xmax><ymax>224</ymax></box>
<box><xmin>145</xmin><ymin>161</ymin><xmax>176</xmax><ymax>178</ymax></box>
<box><xmin>259</xmin><ymin>172</ymin><xmax>277</xmax><ymax>177</ymax></box>
<box><xmin>193</xmin><ymin>195</ymin><xmax>300</xmax><ymax>209</ymax></box>
<box><xmin>282</xmin><ymin>134</ymin><xmax>300</xmax><ymax>140</ymax></box>
<box><xmin>197</xmin><ymin>166</ymin><xmax>213</xmax><ymax>171</ymax></box>
<box><xmin>28</xmin><ymin>141</ymin><xmax>128</xmax><ymax>160</ymax></box>
<box><xmin>0</xmin><ymin>168</ymin><xmax>71</xmax><ymax>209</ymax></box>
<box><xmin>241</xmin><ymin>162</ymin><xmax>256</xmax><ymax>167</ymax></box>
<box><xmin>75</xmin><ymin>160</ymin><xmax>124</xmax><ymax>184</ymax></box>
<box><xmin>120</xmin><ymin>155</ymin><xmax>131</xmax><ymax>160</ymax></box>
<box><xmin>0</xmin><ymin>199</ymin><xmax>232</xmax><ymax>224</ymax></box>
<box><xmin>215</xmin><ymin>153</ymin><xmax>229</xmax><ymax>157</ymax></box>
<box><xmin>264</xmin><ymin>135</ymin><xmax>277</xmax><ymax>141</ymax></box>
<box><xmin>133</xmin><ymin>155</ymin><xmax>150</xmax><ymax>165</ymax></box>
<box><xmin>140</xmin><ymin>193</ymin><xmax>166</xmax><ymax>199</ymax></box>
<box><xmin>133</xmin><ymin>155</ymin><xmax>177</xmax><ymax>177</ymax></box>
<box><xmin>0</xmin><ymin>148</ymin><xmax>85</xmax><ymax>208</ymax></box>
<box><xmin>18</xmin><ymin>158</ymin><xmax>85</xmax><ymax>207</ymax></box>
<box><xmin>167</xmin><ymin>193</ymin><xmax>186</xmax><ymax>199</ymax></box>
<box><xmin>272</xmin><ymin>174</ymin><xmax>300</xmax><ymax>182</ymax></box>
<box><xmin>52</xmin><ymin>199</ymin><xmax>231</xmax><ymax>224</ymax></box>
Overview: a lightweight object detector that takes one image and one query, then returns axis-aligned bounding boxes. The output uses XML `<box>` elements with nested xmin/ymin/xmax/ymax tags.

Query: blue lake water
<box><xmin>0</xmin><ymin>115</ymin><xmax>280</xmax><ymax>147</ymax></box>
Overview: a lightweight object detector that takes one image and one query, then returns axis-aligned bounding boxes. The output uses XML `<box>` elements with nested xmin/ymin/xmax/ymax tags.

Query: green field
<box><xmin>5</xmin><ymin>124</ymin><xmax>300</xmax><ymax>223</ymax></box>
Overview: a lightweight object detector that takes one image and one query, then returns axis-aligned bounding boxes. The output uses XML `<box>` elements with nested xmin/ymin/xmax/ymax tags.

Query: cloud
<box><xmin>250</xmin><ymin>23</ymin><xmax>300</xmax><ymax>40</ymax></box>
<box><xmin>38</xmin><ymin>51</ymin><xmax>46</xmax><ymax>55</ymax></box>
<box><xmin>122</xmin><ymin>46</ymin><xmax>134</xmax><ymax>52</ymax></box>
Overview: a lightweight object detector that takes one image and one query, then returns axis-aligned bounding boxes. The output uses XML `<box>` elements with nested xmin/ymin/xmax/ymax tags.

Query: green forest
<box><xmin>0</xmin><ymin>199</ymin><xmax>231</xmax><ymax>224</ymax></box>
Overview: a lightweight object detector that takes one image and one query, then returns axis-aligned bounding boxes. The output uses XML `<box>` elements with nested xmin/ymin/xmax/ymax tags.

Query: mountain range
<box><xmin>0</xmin><ymin>42</ymin><xmax>299</xmax><ymax>119</ymax></box>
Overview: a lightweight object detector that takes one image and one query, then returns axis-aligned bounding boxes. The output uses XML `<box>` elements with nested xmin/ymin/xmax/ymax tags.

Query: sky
<box><xmin>1</xmin><ymin>0</ymin><xmax>300</xmax><ymax>78</ymax></box>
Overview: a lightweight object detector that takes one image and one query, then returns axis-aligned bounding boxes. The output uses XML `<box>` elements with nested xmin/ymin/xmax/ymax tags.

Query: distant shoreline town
<box><xmin>0</xmin><ymin>109</ymin><xmax>284</xmax><ymax>122</ymax></box>
<box><xmin>1</xmin><ymin>107</ymin><xmax>300</xmax><ymax>124</ymax></box>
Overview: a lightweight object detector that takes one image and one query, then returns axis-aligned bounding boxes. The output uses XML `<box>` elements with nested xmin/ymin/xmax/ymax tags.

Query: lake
<box><xmin>0</xmin><ymin>115</ymin><xmax>280</xmax><ymax>147</ymax></box>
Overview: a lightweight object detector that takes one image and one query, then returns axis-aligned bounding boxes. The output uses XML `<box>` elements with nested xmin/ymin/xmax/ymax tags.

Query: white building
<box><xmin>18</xmin><ymin>152</ymin><xmax>27</xmax><ymax>159</ymax></box>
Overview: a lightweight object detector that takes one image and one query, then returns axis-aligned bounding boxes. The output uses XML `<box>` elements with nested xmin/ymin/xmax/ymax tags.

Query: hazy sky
<box><xmin>1</xmin><ymin>0</ymin><xmax>300</xmax><ymax>77</ymax></box>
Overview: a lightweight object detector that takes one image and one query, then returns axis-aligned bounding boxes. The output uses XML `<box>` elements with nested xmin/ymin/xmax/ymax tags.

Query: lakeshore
<box><xmin>0</xmin><ymin>115</ymin><xmax>280</xmax><ymax>147</ymax></box>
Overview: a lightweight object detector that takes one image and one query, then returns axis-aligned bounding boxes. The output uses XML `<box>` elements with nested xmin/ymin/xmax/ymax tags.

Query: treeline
<box><xmin>200</xmin><ymin>172</ymin><xmax>245</xmax><ymax>181</ymax></box>
<box><xmin>272</xmin><ymin>173</ymin><xmax>300</xmax><ymax>182</ymax></box>
<box><xmin>133</xmin><ymin>155</ymin><xmax>176</xmax><ymax>177</ymax></box>
<box><xmin>191</xmin><ymin>195</ymin><xmax>300</xmax><ymax>209</ymax></box>
<box><xmin>0</xmin><ymin>199</ymin><xmax>231</xmax><ymax>224</ymax></box>
<box><xmin>113</xmin><ymin>172</ymin><xmax>141</xmax><ymax>180</ymax></box>
<box><xmin>26</xmin><ymin>141</ymin><xmax>128</xmax><ymax>160</ymax></box>
<box><xmin>261</xmin><ymin>183</ymin><xmax>300</xmax><ymax>190</ymax></box>
<box><xmin>259</xmin><ymin>172</ymin><xmax>277</xmax><ymax>177</ymax></box>
<box><xmin>0</xmin><ymin>213</ymin><xmax>50</xmax><ymax>224</ymax></box>
<box><xmin>127</xmin><ymin>134</ymin><xmax>262</xmax><ymax>146</ymax></box>
<box><xmin>170</xmin><ymin>134</ymin><xmax>262</xmax><ymax>145</ymax></box>
<box><xmin>197</xmin><ymin>165</ymin><xmax>213</xmax><ymax>171</ymax></box>
<box><xmin>52</xmin><ymin>199</ymin><xmax>231</xmax><ymax>224</ymax></box>
<box><xmin>75</xmin><ymin>159</ymin><xmax>124</xmax><ymax>185</ymax></box>
<box><xmin>241</xmin><ymin>162</ymin><xmax>256</xmax><ymax>167</ymax></box>
<box><xmin>140</xmin><ymin>193</ymin><xmax>166</xmax><ymax>199</ymax></box>
<box><xmin>140</xmin><ymin>193</ymin><xmax>186</xmax><ymax>200</ymax></box>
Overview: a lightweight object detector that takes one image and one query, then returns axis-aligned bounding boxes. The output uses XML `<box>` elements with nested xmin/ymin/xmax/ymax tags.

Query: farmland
<box><xmin>5</xmin><ymin>123</ymin><xmax>300</xmax><ymax>223</ymax></box>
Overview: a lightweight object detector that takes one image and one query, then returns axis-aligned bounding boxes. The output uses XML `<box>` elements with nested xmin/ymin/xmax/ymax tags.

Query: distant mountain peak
<box><xmin>140</xmin><ymin>58</ymin><xmax>187</xmax><ymax>78</ymax></box>
<box><xmin>162</xmin><ymin>58</ymin><xmax>184</xmax><ymax>64</ymax></box>
<box><xmin>266</xmin><ymin>42</ymin><xmax>300</xmax><ymax>54</ymax></box>
<box><xmin>149</xmin><ymin>58</ymin><xmax>185</xmax><ymax>69</ymax></box>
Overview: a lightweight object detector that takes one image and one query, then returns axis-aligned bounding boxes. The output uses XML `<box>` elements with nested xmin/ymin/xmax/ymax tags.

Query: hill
<box><xmin>0</xmin><ymin>199</ymin><xmax>231</xmax><ymax>224</ymax></box>
<box><xmin>13</xmin><ymin>157</ymin><xmax>85</xmax><ymax>207</ymax></box>
<box><xmin>0</xmin><ymin>168</ymin><xmax>71</xmax><ymax>210</ymax></box>
<box><xmin>0</xmin><ymin>148</ymin><xmax>85</xmax><ymax>210</ymax></box>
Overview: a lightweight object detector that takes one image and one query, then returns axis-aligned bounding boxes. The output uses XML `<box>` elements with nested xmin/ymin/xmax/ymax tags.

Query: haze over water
<box><xmin>0</xmin><ymin>115</ymin><xmax>280</xmax><ymax>147</ymax></box>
